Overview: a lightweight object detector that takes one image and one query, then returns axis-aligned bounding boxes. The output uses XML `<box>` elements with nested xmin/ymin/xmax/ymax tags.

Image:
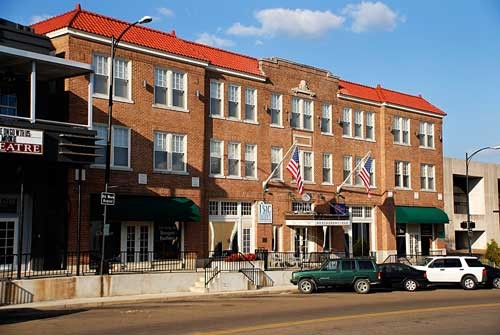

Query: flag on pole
<box><xmin>358</xmin><ymin>157</ymin><xmax>372</xmax><ymax>196</ymax></box>
<box><xmin>286</xmin><ymin>147</ymin><xmax>304</xmax><ymax>195</ymax></box>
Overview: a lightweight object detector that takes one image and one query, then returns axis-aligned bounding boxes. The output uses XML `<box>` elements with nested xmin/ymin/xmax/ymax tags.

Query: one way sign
<box><xmin>100</xmin><ymin>192</ymin><xmax>115</xmax><ymax>206</ymax></box>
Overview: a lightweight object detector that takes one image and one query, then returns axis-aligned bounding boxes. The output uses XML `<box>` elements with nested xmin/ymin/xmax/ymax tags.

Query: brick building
<box><xmin>29</xmin><ymin>4</ymin><xmax>448</xmax><ymax>264</ymax></box>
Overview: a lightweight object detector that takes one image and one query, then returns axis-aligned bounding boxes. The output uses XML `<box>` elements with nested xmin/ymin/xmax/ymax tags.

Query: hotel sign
<box><xmin>286</xmin><ymin>219</ymin><xmax>351</xmax><ymax>227</ymax></box>
<box><xmin>258</xmin><ymin>201</ymin><xmax>273</xmax><ymax>224</ymax></box>
<box><xmin>0</xmin><ymin>126</ymin><xmax>43</xmax><ymax>155</ymax></box>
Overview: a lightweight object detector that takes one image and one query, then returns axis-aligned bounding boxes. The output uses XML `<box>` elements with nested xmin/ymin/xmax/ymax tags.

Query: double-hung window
<box><xmin>154</xmin><ymin>68</ymin><xmax>187</xmax><ymax>109</ymax></box>
<box><xmin>419</xmin><ymin>122</ymin><xmax>434</xmax><ymax>148</ymax></box>
<box><xmin>154</xmin><ymin>132</ymin><xmax>187</xmax><ymax>172</ymax></box>
<box><xmin>290</xmin><ymin>98</ymin><xmax>313</xmax><ymax>130</ymax></box>
<box><xmin>93</xmin><ymin>124</ymin><xmax>130</xmax><ymax>167</ymax></box>
<box><xmin>210</xmin><ymin>81</ymin><xmax>223</xmax><ymax>117</ymax></box>
<box><xmin>342</xmin><ymin>108</ymin><xmax>352</xmax><ymax>136</ymax></box>
<box><xmin>343</xmin><ymin>156</ymin><xmax>352</xmax><ymax>185</ymax></box>
<box><xmin>228</xmin><ymin>85</ymin><xmax>240</xmax><ymax>119</ymax></box>
<box><xmin>291</xmin><ymin>97</ymin><xmax>300</xmax><ymax>128</ymax></box>
<box><xmin>420</xmin><ymin>164</ymin><xmax>435</xmax><ymax>191</ymax></box>
<box><xmin>393</xmin><ymin>116</ymin><xmax>410</xmax><ymax>145</ymax></box>
<box><xmin>270</xmin><ymin>93</ymin><xmax>282</xmax><ymax>126</ymax></box>
<box><xmin>245</xmin><ymin>144</ymin><xmax>257</xmax><ymax>178</ymax></box>
<box><xmin>365</xmin><ymin>112</ymin><xmax>374</xmax><ymax>140</ymax></box>
<box><xmin>154</xmin><ymin>68</ymin><xmax>168</xmax><ymax>105</ymax></box>
<box><xmin>228</xmin><ymin>142</ymin><xmax>241</xmax><ymax>177</ymax></box>
<box><xmin>302</xmin><ymin>151</ymin><xmax>313</xmax><ymax>182</ymax></box>
<box><xmin>113</xmin><ymin>58</ymin><xmax>130</xmax><ymax>99</ymax></box>
<box><xmin>172</xmin><ymin>71</ymin><xmax>185</xmax><ymax>108</ymax></box>
<box><xmin>245</xmin><ymin>88</ymin><xmax>256</xmax><ymax>122</ymax></box>
<box><xmin>321</xmin><ymin>104</ymin><xmax>332</xmax><ymax>134</ymax></box>
<box><xmin>210</xmin><ymin>139</ymin><xmax>223</xmax><ymax>176</ymax></box>
<box><xmin>354</xmin><ymin>110</ymin><xmax>363</xmax><ymax>138</ymax></box>
<box><xmin>303</xmin><ymin>100</ymin><xmax>313</xmax><ymax>130</ymax></box>
<box><xmin>93</xmin><ymin>54</ymin><xmax>109</xmax><ymax>95</ymax></box>
<box><xmin>93</xmin><ymin>54</ymin><xmax>131</xmax><ymax>100</ymax></box>
<box><xmin>271</xmin><ymin>146</ymin><xmax>283</xmax><ymax>180</ymax></box>
<box><xmin>322</xmin><ymin>153</ymin><xmax>332</xmax><ymax>184</ymax></box>
<box><xmin>395</xmin><ymin>161</ymin><xmax>410</xmax><ymax>188</ymax></box>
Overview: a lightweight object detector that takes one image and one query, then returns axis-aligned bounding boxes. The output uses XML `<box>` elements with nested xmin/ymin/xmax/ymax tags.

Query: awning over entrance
<box><xmin>396</xmin><ymin>206</ymin><xmax>449</xmax><ymax>224</ymax></box>
<box><xmin>90</xmin><ymin>194</ymin><xmax>200</xmax><ymax>222</ymax></box>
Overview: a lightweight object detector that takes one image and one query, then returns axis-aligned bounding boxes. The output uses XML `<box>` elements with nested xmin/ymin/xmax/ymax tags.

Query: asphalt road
<box><xmin>1</xmin><ymin>288</ymin><xmax>500</xmax><ymax>335</ymax></box>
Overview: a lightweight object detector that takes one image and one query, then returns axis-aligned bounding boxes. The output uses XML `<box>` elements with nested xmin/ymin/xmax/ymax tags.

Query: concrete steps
<box><xmin>189</xmin><ymin>275</ymin><xmax>209</xmax><ymax>293</ymax></box>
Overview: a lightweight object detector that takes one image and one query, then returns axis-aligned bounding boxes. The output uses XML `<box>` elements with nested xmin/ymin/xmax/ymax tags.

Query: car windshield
<box><xmin>419</xmin><ymin>257</ymin><xmax>434</xmax><ymax>266</ymax></box>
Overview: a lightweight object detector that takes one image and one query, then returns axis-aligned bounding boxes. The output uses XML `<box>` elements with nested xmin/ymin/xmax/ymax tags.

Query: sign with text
<box><xmin>100</xmin><ymin>192</ymin><xmax>115</xmax><ymax>206</ymax></box>
<box><xmin>258</xmin><ymin>201</ymin><xmax>273</xmax><ymax>224</ymax></box>
<box><xmin>0</xmin><ymin>126</ymin><xmax>43</xmax><ymax>155</ymax></box>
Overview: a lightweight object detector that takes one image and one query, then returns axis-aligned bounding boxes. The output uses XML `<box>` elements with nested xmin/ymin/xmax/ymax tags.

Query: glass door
<box><xmin>121</xmin><ymin>222</ymin><xmax>153</xmax><ymax>263</ymax></box>
<box><xmin>0</xmin><ymin>218</ymin><xmax>17</xmax><ymax>270</ymax></box>
<box><xmin>294</xmin><ymin>227</ymin><xmax>308</xmax><ymax>259</ymax></box>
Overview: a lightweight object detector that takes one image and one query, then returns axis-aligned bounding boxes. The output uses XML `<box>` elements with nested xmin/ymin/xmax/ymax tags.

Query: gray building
<box><xmin>443</xmin><ymin>157</ymin><xmax>500</xmax><ymax>253</ymax></box>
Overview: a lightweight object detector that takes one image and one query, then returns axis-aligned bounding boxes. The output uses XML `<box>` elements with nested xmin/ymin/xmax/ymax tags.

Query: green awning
<box><xmin>396</xmin><ymin>206</ymin><xmax>449</xmax><ymax>224</ymax></box>
<box><xmin>90</xmin><ymin>194</ymin><xmax>200</xmax><ymax>222</ymax></box>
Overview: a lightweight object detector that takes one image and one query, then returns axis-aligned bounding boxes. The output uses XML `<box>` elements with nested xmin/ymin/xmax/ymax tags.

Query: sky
<box><xmin>2</xmin><ymin>0</ymin><xmax>500</xmax><ymax>163</ymax></box>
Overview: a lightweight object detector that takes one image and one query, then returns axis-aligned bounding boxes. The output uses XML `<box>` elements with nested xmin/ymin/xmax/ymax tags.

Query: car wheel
<box><xmin>461</xmin><ymin>275</ymin><xmax>477</xmax><ymax>290</ymax></box>
<box><xmin>492</xmin><ymin>277</ymin><xmax>500</xmax><ymax>289</ymax></box>
<box><xmin>403</xmin><ymin>279</ymin><xmax>418</xmax><ymax>292</ymax></box>
<box><xmin>354</xmin><ymin>279</ymin><xmax>371</xmax><ymax>294</ymax></box>
<box><xmin>298</xmin><ymin>278</ymin><xmax>315</xmax><ymax>294</ymax></box>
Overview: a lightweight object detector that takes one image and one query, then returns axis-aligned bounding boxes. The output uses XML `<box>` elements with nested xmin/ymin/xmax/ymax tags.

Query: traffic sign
<box><xmin>100</xmin><ymin>192</ymin><xmax>115</xmax><ymax>206</ymax></box>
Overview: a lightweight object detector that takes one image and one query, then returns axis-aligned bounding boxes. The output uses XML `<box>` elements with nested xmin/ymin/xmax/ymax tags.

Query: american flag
<box><xmin>358</xmin><ymin>157</ymin><xmax>372</xmax><ymax>196</ymax></box>
<box><xmin>286</xmin><ymin>147</ymin><xmax>304</xmax><ymax>195</ymax></box>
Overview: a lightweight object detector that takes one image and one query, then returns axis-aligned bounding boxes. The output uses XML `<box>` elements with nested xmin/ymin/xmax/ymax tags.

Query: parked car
<box><xmin>290</xmin><ymin>258</ymin><xmax>380</xmax><ymax>294</ymax></box>
<box><xmin>378</xmin><ymin>263</ymin><xmax>429</xmax><ymax>291</ymax></box>
<box><xmin>411</xmin><ymin>256</ymin><xmax>486</xmax><ymax>290</ymax></box>
<box><xmin>483</xmin><ymin>264</ymin><xmax>500</xmax><ymax>289</ymax></box>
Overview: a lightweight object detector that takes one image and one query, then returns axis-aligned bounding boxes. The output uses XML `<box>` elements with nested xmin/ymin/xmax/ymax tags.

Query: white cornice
<box><xmin>337</xmin><ymin>93</ymin><xmax>382</xmax><ymax>107</ymax></box>
<box><xmin>46</xmin><ymin>27</ymin><xmax>266</xmax><ymax>82</ymax></box>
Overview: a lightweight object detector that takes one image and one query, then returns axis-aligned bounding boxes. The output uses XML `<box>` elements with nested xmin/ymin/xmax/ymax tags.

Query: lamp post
<box><xmin>100</xmin><ymin>15</ymin><xmax>152</xmax><ymax>276</ymax></box>
<box><xmin>465</xmin><ymin>145</ymin><xmax>500</xmax><ymax>256</ymax></box>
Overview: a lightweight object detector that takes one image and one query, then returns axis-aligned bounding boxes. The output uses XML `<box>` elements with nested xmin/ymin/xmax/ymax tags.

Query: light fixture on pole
<box><xmin>465</xmin><ymin>145</ymin><xmax>500</xmax><ymax>256</ymax></box>
<box><xmin>99</xmin><ymin>15</ymin><xmax>152</xmax><ymax>276</ymax></box>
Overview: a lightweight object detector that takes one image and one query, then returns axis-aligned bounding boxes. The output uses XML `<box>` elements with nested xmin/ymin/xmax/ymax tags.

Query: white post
<box><xmin>30</xmin><ymin>61</ymin><xmax>36</xmax><ymax>123</ymax></box>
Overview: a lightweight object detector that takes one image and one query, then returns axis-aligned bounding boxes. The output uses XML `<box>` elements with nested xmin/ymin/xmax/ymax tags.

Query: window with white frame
<box><xmin>354</xmin><ymin>110</ymin><xmax>363</xmax><ymax>138</ymax></box>
<box><xmin>419</xmin><ymin>121</ymin><xmax>434</xmax><ymax>148</ymax></box>
<box><xmin>241</xmin><ymin>202</ymin><xmax>252</xmax><ymax>216</ymax></box>
<box><xmin>343</xmin><ymin>156</ymin><xmax>352</xmax><ymax>185</ymax></box>
<box><xmin>245</xmin><ymin>144</ymin><xmax>257</xmax><ymax>178</ymax></box>
<box><xmin>290</xmin><ymin>97</ymin><xmax>313</xmax><ymax>131</ymax></box>
<box><xmin>113</xmin><ymin>58</ymin><xmax>130</xmax><ymax>99</ymax></box>
<box><xmin>395</xmin><ymin>161</ymin><xmax>410</xmax><ymax>188</ymax></box>
<box><xmin>355</xmin><ymin>156</ymin><xmax>363</xmax><ymax>185</ymax></box>
<box><xmin>228</xmin><ymin>84</ymin><xmax>240</xmax><ymax>119</ymax></box>
<box><xmin>221</xmin><ymin>201</ymin><xmax>238</xmax><ymax>215</ymax></box>
<box><xmin>322</xmin><ymin>153</ymin><xmax>332</xmax><ymax>184</ymax></box>
<box><xmin>302</xmin><ymin>151</ymin><xmax>313</xmax><ymax>182</ymax></box>
<box><xmin>354</xmin><ymin>157</ymin><xmax>376</xmax><ymax>186</ymax></box>
<box><xmin>243</xmin><ymin>228</ymin><xmax>251</xmax><ymax>253</ymax></box>
<box><xmin>352</xmin><ymin>206</ymin><xmax>373</xmax><ymax>219</ymax></box>
<box><xmin>209</xmin><ymin>201</ymin><xmax>252</xmax><ymax>216</ymax></box>
<box><xmin>0</xmin><ymin>89</ymin><xmax>17</xmax><ymax>116</ymax></box>
<box><xmin>420</xmin><ymin>164</ymin><xmax>435</xmax><ymax>191</ymax></box>
<box><xmin>342</xmin><ymin>108</ymin><xmax>352</xmax><ymax>136</ymax></box>
<box><xmin>172</xmin><ymin>71</ymin><xmax>185</xmax><ymax>108</ymax></box>
<box><xmin>321</xmin><ymin>104</ymin><xmax>332</xmax><ymax>134</ymax></box>
<box><xmin>365</xmin><ymin>112</ymin><xmax>374</xmax><ymax>140</ymax></box>
<box><xmin>245</xmin><ymin>88</ymin><xmax>256</xmax><ymax>122</ymax></box>
<box><xmin>270</xmin><ymin>93</ymin><xmax>282</xmax><ymax>126</ymax></box>
<box><xmin>228</xmin><ymin>142</ymin><xmax>241</xmax><ymax>177</ymax></box>
<box><xmin>271</xmin><ymin>146</ymin><xmax>283</xmax><ymax>180</ymax></box>
<box><xmin>210</xmin><ymin>139</ymin><xmax>223</xmax><ymax>175</ymax></box>
<box><xmin>154</xmin><ymin>132</ymin><xmax>186</xmax><ymax>172</ymax></box>
<box><xmin>210</xmin><ymin>81</ymin><xmax>223</xmax><ymax>117</ymax></box>
<box><xmin>154</xmin><ymin>68</ymin><xmax>168</xmax><ymax>105</ymax></box>
<box><xmin>92</xmin><ymin>54</ymin><xmax>108</xmax><ymax>95</ymax></box>
<box><xmin>393</xmin><ymin>116</ymin><xmax>410</xmax><ymax>145</ymax></box>
<box><xmin>209</xmin><ymin>201</ymin><xmax>219</xmax><ymax>215</ymax></box>
<box><xmin>113</xmin><ymin>126</ymin><xmax>130</xmax><ymax>167</ymax></box>
<box><xmin>292</xmin><ymin>201</ymin><xmax>312</xmax><ymax>213</ymax></box>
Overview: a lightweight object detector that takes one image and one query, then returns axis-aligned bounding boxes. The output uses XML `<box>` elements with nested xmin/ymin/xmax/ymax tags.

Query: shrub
<box><xmin>224</xmin><ymin>253</ymin><xmax>256</xmax><ymax>262</ymax></box>
<box><xmin>485</xmin><ymin>239</ymin><xmax>500</xmax><ymax>266</ymax></box>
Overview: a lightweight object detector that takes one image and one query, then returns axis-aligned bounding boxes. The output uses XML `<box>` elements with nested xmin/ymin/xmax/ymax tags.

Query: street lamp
<box><xmin>465</xmin><ymin>145</ymin><xmax>500</xmax><ymax>256</ymax></box>
<box><xmin>100</xmin><ymin>15</ymin><xmax>152</xmax><ymax>275</ymax></box>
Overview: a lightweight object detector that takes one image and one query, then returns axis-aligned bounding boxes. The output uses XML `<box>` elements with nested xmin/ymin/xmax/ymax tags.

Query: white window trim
<box><xmin>210</xmin><ymin>139</ymin><xmax>224</xmax><ymax>177</ymax></box>
<box><xmin>92</xmin><ymin>53</ymin><xmax>133</xmax><ymax>103</ymax></box>
<box><xmin>245</xmin><ymin>143</ymin><xmax>258</xmax><ymax>180</ymax></box>
<box><xmin>322</xmin><ymin>153</ymin><xmax>333</xmax><ymax>185</ymax></box>
<box><xmin>321</xmin><ymin>103</ymin><xmax>333</xmax><ymax>135</ymax></box>
<box><xmin>301</xmin><ymin>150</ymin><xmax>314</xmax><ymax>184</ymax></box>
<box><xmin>354</xmin><ymin>110</ymin><xmax>364</xmax><ymax>139</ymax></box>
<box><xmin>393</xmin><ymin>116</ymin><xmax>411</xmax><ymax>146</ymax></box>
<box><xmin>228</xmin><ymin>84</ymin><xmax>241</xmax><ymax>120</ymax></box>
<box><xmin>152</xmin><ymin>67</ymin><xmax>188</xmax><ymax>112</ymax></box>
<box><xmin>111</xmin><ymin>125</ymin><xmax>131</xmax><ymax>168</ymax></box>
<box><xmin>244</xmin><ymin>87</ymin><xmax>258</xmax><ymax>123</ymax></box>
<box><xmin>228</xmin><ymin>141</ymin><xmax>241</xmax><ymax>178</ymax></box>
<box><xmin>419</xmin><ymin>121</ymin><xmax>435</xmax><ymax>149</ymax></box>
<box><xmin>395</xmin><ymin>161</ymin><xmax>411</xmax><ymax>189</ymax></box>
<box><xmin>153</xmin><ymin>132</ymin><xmax>187</xmax><ymax>173</ymax></box>
<box><xmin>271</xmin><ymin>146</ymin><xmax>283</xmax><ymax>181</ymax></box>
<box><xmin>270</xmin><ymin>93</ymin><xmax>283</xmax><ymax>127</ymax></box>
<box><xmin>365</xmin><ymin>111</ymin><xmax>375</xmax><ymax>141</ymax></box>
<box><xmin>210</xmin><ymin>80</ymin><xmax>224</xmax><ymax>118</ymax></box>
<box><xmin>291</xmin><ymin>97</ymin><xmax>314</xmax><ymax>131</ymax></box>
<box><xmin>343</xmin><ymin>155</ymin><xmax>353</xmax><ymax>185</ymax></box>
<box><xmin>420</xmin><ymin>164</ymin><xmax>435</xmax><ymax>191</ymax></box>
<box><xmin>342</xmin><ymin>107</ymin><xmax>352</xmax><ymax>137</ymax></box>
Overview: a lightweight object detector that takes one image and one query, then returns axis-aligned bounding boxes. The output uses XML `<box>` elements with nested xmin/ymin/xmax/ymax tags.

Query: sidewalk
<box><xmin>0</xmin><ymin>285</ymin><xmax>296</xmax><ymax>311</ymax></box>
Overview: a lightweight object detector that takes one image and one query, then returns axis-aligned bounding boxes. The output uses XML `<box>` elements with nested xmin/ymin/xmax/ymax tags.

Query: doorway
<box><xmin>120</xmin><ymin>222</ymin><xmax>153</xmax><ymax>263</ymax></box>
<box><xmin>0</xmin><ymin>218</ymin><xmax>18</xmax><ymax>269</ymax></box>
<box><xmin>420</xmin><ymin>225</ymin><xmax>433</xmax><ymax>256</ymax></box>
<box><xmin>294</xmin><ymin>227</ymin><xmax>308</xmax><ymax>258</ymax></box>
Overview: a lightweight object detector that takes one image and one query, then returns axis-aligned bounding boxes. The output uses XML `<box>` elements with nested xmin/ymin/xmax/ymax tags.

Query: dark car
<box><xmin>484</xmin><ymin>265</ymin><xmax>500</xmax><ymax>289</ymax></box>
<box><xmin>378</xmin><ymin>263</ymin><xmax>429</xmax><ymax>291</ymax></box>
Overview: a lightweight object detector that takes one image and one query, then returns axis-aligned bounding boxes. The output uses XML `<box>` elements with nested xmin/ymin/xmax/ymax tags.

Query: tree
<box><xmin>485</xmin><ymin>239</ymin><xmax>500</xmax><ymax>266</ymax></box>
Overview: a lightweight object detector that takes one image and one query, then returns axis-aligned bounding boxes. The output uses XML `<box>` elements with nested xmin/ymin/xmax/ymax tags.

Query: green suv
<box><xmin>291</xmin><ymin>258</ymin><xmax>381</xmax><ymax>294</ymax></box>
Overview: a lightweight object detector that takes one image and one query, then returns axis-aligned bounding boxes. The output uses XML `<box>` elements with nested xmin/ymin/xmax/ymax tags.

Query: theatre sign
<box><xmin>0</xmin><ymin>126</ymin><xmax>43</xmax><ymax>155</ymax></box>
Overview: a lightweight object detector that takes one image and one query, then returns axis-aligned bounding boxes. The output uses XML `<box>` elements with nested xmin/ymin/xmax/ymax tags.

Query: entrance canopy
<box><xmin>396</xmin><ymin>206</ymin><xmax>449</xmax><ymax>224</ymax></box>
<box><xmin>91</xmin><ymin>194</ymin><xmax>200</xmax><ymax>222</ymax></box>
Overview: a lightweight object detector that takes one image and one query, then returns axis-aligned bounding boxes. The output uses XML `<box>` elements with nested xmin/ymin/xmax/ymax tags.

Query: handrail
<box><xmin>204</xmin><ymin>257</ymin><xmax>220</xmax><ymax>288</ymax></box>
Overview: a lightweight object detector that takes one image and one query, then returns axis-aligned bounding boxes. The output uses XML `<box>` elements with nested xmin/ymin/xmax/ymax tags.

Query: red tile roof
<box><xmin>31</xmin><ymin>4</ymin><xmax>263</xmax><ymax>77</ymax></box>
<box><xmin>339</xmin><ymin>80</ymin><xmax>445</xmax><ymax>116</ymax></box>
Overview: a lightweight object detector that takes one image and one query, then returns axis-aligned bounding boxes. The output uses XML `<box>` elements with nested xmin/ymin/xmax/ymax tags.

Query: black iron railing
<box><xmin>383</xmin><ymin>250</ymin><xmax>446</xmax><ymax>265</ymax></box>
<box><xmin>257</xmin><ymin>251</ymin><xmax>348</xmax><ymax>270</ymax></box>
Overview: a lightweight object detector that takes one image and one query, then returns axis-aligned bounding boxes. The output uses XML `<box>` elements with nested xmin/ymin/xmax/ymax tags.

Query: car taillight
<box><xmin>377</xmin><ymin>271</ymin><xmax>381</xmax><ymax>280</ymax></box>
<box><xmin>483</xmin><ymin>268</ymin><xmax>487</xmax><ymax>280</ymax></box>
<box><xmin>423</xmin><ymin>272</ymin><xmax>427</xmax><ymax>279</ymax></box>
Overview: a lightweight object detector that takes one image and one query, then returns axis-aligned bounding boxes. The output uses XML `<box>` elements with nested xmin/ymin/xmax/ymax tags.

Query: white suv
<box><xmin>412</xmin><ymin>256</ymin><xmax>487</xmax><ymax>290</ymax></box>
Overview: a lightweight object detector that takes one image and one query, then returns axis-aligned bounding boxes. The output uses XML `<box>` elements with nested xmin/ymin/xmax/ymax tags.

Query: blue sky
<box><xmin>2</xmin><ymin>0</ymin><xmax>500</xmax><ymax>163</ymax></box>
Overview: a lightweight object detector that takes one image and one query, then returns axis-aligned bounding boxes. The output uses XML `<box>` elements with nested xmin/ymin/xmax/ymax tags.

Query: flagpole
<box><xmin>336</xmin><ymin>150</ymin><xmax>371</xmax><ymax>194</ymax></box>
<box><xmin>262</xmin><ymin>141</ymin><xmax>298</xmax><ymax>192</ymax></box>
